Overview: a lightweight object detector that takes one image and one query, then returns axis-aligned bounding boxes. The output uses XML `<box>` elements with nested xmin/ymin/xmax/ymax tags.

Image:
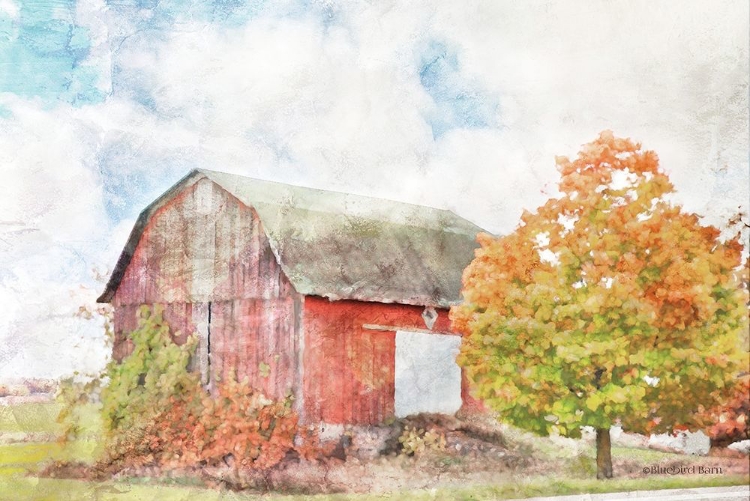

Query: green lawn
<box><xmin>0</xmin><ymin>403</ymin><xmax>65</xmax><ymax>435</ymax></box>
<box><xmin>0</xmin><ymin>402</ymin><xmax>101</xmax><ymax>439</ymax></box>
<box><xmin>2</xmin><ymin>467</ymin><xmax>747</xmax><ymax>501</ymax></box>
<box><xmin>0</xmin><ymin>441</ymin><xmax>100</xmax><ymax>470</ymax></box>
<box><xmin>0</xmin><ymin>403</ymin><xmax>747</xmax><ymax>500</ymax></box>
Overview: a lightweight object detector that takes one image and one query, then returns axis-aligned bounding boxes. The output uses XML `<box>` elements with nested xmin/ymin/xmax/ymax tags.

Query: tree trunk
<box><xmin>595</xmin><ymin>427</ymin><xmax>613</xmax><ymax>479</ymax></box>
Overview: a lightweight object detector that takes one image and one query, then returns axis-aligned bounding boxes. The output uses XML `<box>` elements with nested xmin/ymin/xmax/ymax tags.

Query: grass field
<box><xmin>0</xmin><ymin>402</ymin><xmax>747</xmax><ymax>501</ymax></box>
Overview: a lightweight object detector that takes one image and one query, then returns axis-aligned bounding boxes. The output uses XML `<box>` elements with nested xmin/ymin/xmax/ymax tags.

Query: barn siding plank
<box><xmin>342</xmin><ymin>316</ymin><xmax>353</xmax><ymax>424</ymax></box>
<box><xmin>371</xmin><ymin>329</ymin><xmax>382</xmax><ymax>424</ymax></box>
<box><xmin>231</xmin><ymin>300</ymin><xmax>240</xmax><ymax>384</ymax></box>
<box><xmin>349</xmin><ymin>330</ymin><xmax>359</xmax><ymax>424</ymax></box>
<box><xmin>245</xmin><ymin>207</ymin><xmax>256</xmax><ymax>298</ymax></box>
<box><xmin>362</xmin><ymin>328</ymin><xmax>374</xmax><ymax>424</ymax></box>
<box><xmin>227</xmin><ymin>198</ymin><xmax>239</xmax><ymax>298</ymax></box>
<box><xmin>292</xmin><ymin>296</ymin><xmax>305</xmax><ymax>419</ymax></box>
<box><xmin>373</xmin><ymin>331</ymin><xmax>384</xmax><ymax>424</ymax></box>
<box><xmin>223</xmin><ymin>301</ymin><xmax>232</xmax><ymax>384</ymax></box>
<box><xmin>263</xmin><ymin>301</ymin><xmax>273</xmax><ymax>392</ymax></box>
<box><xmin>365</xmin><ymin>333</ymin><xmax>374</xmax><ymax>423</ymax></box>
<box><xmin>304</xmin><ymin>305</ymin><xmax>322</xmax><ymax>421</ymax></box>
<box><xmin>347</xmin><ymin>317</ymin><xmax>356</xmax><ymax>422</ymax></box>
<box><xmin>236</xmin><ymin>298</ymin><xmax>248</xmax><ymax>384</ymax></box>
<box><xmin>279</xmin><ymin>297</ymin><xmax>293</xmax><ymax>398</ymax></box>
<box><xmin>270</xmin><ymin>302</ymin><xmax>280</xmax><ymax>398</ymax></box>
<box><xmin>252</xmin><ymin>300</ymin><xmax>262</xmax><ymax>388</ymax></box>
<box><xmin>248</xmin><ymin>299</ymin><xmax>258</xmax><ymax>388</ymax></box>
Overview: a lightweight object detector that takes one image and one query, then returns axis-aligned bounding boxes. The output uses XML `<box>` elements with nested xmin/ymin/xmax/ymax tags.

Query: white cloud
<box><xmin>0</xmin><ymin>97</ymin><xmax>108</xmax><ymax>261</ymax></box>
<box><xmin>0</xmin><ymin>280</ymin><xmax>109</xmax><ymax>380</ymax></box>
<box><xmin>0</xmin><ymin>97</ymin><xmax>111</xmax><ymax>379</ymax></box>
<box><xmin>74</xmin><ymin>0</ymin><xmax>112</xmax><ymax>95</ymax></box>
<box><xmin>0</xmin><ymin>0</ymin><xmax>18</xmax><ymax>19</ymax></box>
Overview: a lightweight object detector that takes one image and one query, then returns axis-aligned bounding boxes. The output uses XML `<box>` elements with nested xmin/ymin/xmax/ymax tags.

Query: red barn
<box><xmin>98</xmin><ymin>169</ymin><xmax>485</xmax><ymax>425</ymax></box>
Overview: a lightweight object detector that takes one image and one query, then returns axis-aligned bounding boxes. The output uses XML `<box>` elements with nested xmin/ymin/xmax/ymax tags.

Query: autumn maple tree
<box><xmin>451</xmin><ymin>132</ymin><xmax>748</xmax><ymax>479</ymax></box>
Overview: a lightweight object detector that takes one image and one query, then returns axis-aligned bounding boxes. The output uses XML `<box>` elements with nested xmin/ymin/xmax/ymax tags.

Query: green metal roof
<box><xmin>99</xmin><ymin>169</ymin><xmax>485</xmax><ymax>308</ymax></box>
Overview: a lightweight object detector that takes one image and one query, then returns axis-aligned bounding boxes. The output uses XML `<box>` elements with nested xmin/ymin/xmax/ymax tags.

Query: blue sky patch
<box><xmin>96</xmin><ymin>141</ymin><xmax>202</xmax><ymax>222</ymax></box>
<box><xmin>0</xmin><ymin>0</ymin><xmax>105</xmax><ymax>106</ymax></box>
<box><xmin>418</xmin><ymin>40</ymin><xmax>500</xmax><ymax>139</ymax></box>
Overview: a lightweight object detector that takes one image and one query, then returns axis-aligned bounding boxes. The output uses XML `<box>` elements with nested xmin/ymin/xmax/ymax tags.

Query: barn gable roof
<box><xmin>98</xmin><ymin>169</ymin><xmax>485</xmax><ymax>308</ymax></box>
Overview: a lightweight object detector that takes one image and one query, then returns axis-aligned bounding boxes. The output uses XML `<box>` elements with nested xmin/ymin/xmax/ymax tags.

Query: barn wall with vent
<box><xmin>300</xmin><ymin>297</ymin><xmax>481</xmax><ymax>425</ymax></box>
<box><xmin>111</xmin><ymin>178</ymin><xmax>302</xmax><ymax>401</ymax></box>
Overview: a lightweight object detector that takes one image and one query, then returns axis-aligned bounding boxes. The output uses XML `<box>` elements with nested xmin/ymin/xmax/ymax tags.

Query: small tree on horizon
<box><xmin>450</xmin><ymin>132</ymin><xmax>748</xmax><ymax>479</ymax></box>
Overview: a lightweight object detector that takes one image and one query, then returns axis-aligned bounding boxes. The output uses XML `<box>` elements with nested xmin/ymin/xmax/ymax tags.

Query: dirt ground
<box><xmin>41</xmin><ymin>413</ymin><xmax>750</xmax><ymax>495</ymax></box>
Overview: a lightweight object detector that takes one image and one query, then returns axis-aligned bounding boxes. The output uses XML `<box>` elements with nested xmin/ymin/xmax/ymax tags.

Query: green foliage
<box><xmin>398</xmin><ymin>426</ymin><xmax>447</xmax><ymax>456</ymax></box>
<box><xmin>101</xmin><ymin>305</ymin><xmax>199</xmax><ymax>435</ymax></box>
<box><xmin>56</xmin><ymin>377</ymin><xmax>102</xmax><ymax>442</ymax></box>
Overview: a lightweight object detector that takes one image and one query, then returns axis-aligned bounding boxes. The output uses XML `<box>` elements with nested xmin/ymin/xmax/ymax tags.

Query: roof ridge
<box><xmin>195</xmin><ymin>168</ymin><xmax>472</xmax><ymax>221</ymax></box>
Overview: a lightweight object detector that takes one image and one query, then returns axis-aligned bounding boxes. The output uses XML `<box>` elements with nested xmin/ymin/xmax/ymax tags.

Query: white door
<box><xmin>394</xmin><ymin>330</ymin><xmax>462</xmax><ymax>418</ymax></box>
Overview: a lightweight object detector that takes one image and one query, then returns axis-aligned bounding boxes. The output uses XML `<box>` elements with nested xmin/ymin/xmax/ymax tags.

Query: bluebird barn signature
<box><xmin>643</xmin><ymin>465</ymin><xmax>724</xmax><ymax>475</ymax></box>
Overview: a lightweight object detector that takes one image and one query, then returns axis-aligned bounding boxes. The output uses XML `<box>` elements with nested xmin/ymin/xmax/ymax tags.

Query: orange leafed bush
<box><xmin>100</xmin><ymin>306</ymin><xmax>323</xmax><ymax>472</ymax></box>
<box><xmin>125</xmin><ymin>380</ymin><xmax>299</xmax><ymax>470</ymax></box>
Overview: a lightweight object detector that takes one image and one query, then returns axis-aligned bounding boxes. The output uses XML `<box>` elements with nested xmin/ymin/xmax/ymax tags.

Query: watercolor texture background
<box><xmin>0</xmin><ymin>0</ymin><xmax>747</xmax><ymax>382</ymax></box>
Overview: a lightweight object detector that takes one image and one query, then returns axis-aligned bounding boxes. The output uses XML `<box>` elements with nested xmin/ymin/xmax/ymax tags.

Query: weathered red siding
<box><xmin>301</xmin><ymin>297</ymin><xmax>477</xmax><ymax>425</ymax></box>
<box><xmin>113</xmin><ymin>178</ymin><xmax>295</xmax><ymax>307</ymax></box>
<box><xmin>111</xmin><ymin>178</ymin><xmax>302</xmax><ymax>400</ymax></box>
<box><xmin>209</xmin><ymin>297</ymin><xmax>299</xmax><ymax>400</ymax></box>
<box><xmin>113</xmin><ymin>302</ymin><xmax>203</xmax><ymax>361</ymax></box>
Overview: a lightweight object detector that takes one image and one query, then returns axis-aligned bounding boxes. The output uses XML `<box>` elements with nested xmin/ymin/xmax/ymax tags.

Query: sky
<box><xmin>0</xmin><ymin>0</ymin><xmax>748</xmax><ymax>380</ymax></box>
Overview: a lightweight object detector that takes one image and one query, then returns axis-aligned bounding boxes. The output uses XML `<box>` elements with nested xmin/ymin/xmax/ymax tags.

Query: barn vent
<box><xmin>422</xmin><ymin>307</ymin><xmax>438</xmax><ymax>330</ymax></box>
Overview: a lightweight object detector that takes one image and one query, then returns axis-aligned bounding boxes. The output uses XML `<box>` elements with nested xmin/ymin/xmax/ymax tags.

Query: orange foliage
<box><xmin>106</xmin><ymin>382</ymin><xmax>289</xmax><ymax>470</ymax></box>
<box><xmin>701</xmin><ymin>375</ymin><xmax>750</xmax><ymax>445</ymax></box>
<box><xmin>105</xmin><ymin>379</ymin><xmax>328</xmax><ymax>471</ymax></box>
